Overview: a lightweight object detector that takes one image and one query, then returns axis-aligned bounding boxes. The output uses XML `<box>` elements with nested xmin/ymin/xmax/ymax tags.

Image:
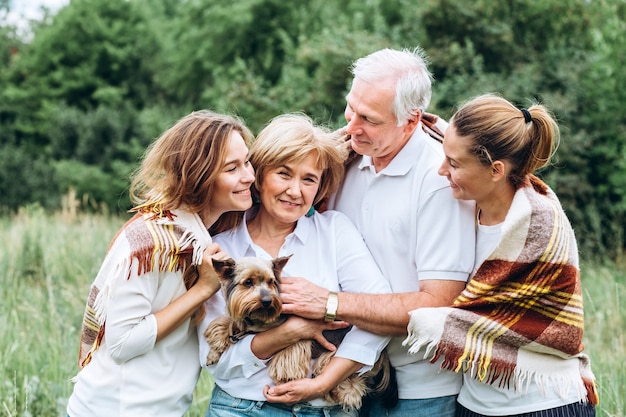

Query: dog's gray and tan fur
<box><xmin>204</xmin><ymin>256</ymin><xmax>397</xmax><ymax>411</ymax></box>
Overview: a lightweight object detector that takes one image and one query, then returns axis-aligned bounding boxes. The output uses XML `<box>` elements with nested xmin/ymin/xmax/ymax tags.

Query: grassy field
<box><xmin>0</xmin><ymin>207</ymin><xmax>624</xmax><ymax>416</ymax></box>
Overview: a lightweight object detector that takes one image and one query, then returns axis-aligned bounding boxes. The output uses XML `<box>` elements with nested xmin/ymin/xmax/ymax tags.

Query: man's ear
<box><xmin>403</xmin><ymin>110</ymin><xmax>421</xmax><ymax>135</ymax></box>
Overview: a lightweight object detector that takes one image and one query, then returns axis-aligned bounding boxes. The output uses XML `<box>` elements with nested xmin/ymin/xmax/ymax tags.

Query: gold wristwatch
<box><xmin>324</xmin><ymin>291</ymin><xmax>339</xmax><ymax>322</ymax></box>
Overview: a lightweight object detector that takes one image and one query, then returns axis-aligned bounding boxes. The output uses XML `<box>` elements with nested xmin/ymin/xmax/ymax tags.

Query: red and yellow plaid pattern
<box><xmin>78</xmin><ymin>207</ymin><xmax>191</xmax><ymax>368</ymax></box>
<box><xmin>405</xmin><ymin>175</ymin><xmax>598</xmax><ymax>405</ymax></box>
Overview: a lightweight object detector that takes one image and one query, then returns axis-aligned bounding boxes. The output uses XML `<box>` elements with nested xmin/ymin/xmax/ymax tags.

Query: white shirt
<box><xmin>327</xmin><ymin>124</ymin><xmax>476</xmax><ymax>399</ymax></box>
<box><xmin>459</xmin><ymin>221</ymin><xmax>586</xmax><ymax>415</ymax></box>
<box><xmin>198</xmin><ymin>209</ymin><xmax>392</xmax><ymax>404</ymax></box>
<box><xmin>67</xmin><ymin>210</ymin><xmax>208</xmax><ymax>417</ymax></box>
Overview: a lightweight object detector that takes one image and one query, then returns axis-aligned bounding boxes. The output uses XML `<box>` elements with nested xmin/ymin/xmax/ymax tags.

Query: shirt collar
<box><xmin>235</xmin><ymin>207</ymin><xmax>311</xmax><ymax>256</ymax></box>
<box><xmin>357</xmin><ymin>121</ymin><xmax>427</xmax><ymax>176</ymax></box>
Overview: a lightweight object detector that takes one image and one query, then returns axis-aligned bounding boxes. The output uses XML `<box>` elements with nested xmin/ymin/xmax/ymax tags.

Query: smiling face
<box><xmin>207</xmin><ymin>131</ymin><xmax>255</xmax><ymax>221</ymax></box>
<box><xmin>344</xmin><ymin>77</ymin><xmax>418</xmax><ymax>171</ymax></box>
<box><xmin>438</xmin><ymin>124</ymin><xmax>496</xmax><ymax>203</ymax></box>
<box><xmin>257</xmin><ymin>153</ymin><xmax>323</xmax><ymax>226</ymax></box>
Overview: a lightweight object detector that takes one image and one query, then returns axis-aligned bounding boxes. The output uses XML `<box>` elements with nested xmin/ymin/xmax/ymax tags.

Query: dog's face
<box><xmin>211</xmin><ymin>256</ymin><xmax>291</xmax><ymax>328</ymax></box>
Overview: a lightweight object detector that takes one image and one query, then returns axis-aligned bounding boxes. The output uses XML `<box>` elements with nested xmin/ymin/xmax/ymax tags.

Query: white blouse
<box><xmin>198</xmin><ymin>209</ymin><xmax>392</xmax><ymax>405</ymax></box>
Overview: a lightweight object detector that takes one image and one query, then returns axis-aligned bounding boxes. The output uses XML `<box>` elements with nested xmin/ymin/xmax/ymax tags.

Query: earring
<box><xmin>305</xmin><ymin>206</ymin><xmax>315</xmax><ymax>217</ymax></box>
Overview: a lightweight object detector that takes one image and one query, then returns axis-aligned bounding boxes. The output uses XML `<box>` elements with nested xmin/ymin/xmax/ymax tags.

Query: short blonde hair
<box><xmin>250</xmin><ymin>113</ymin><xmax>348</xmax><ymax>206</ymax></box>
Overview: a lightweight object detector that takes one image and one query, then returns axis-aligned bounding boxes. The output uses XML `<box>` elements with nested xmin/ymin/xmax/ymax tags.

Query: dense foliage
<box><xmin>1</xmin><ymin>0</ymin><xmax>624</xmax><ymax>260</ymax></box>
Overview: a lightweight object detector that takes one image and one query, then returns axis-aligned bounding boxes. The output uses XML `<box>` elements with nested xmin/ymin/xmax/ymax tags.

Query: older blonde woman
<box><xmin>199</xmin><ymin>113</ymin><xmax>392</xmax><ymax>417</ymax></box>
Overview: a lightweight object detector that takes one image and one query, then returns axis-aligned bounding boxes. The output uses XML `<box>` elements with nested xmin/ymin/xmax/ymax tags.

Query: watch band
<box><xmin>324</xmin><ymin>291</ymin><xmax>339</xmax><ymax>322</ymax></box>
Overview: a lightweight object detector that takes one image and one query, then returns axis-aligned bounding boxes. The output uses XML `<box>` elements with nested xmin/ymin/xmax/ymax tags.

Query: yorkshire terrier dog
<box><xmin>203</xmin><ymin>256</ymin><xmax>397</xmax><ymax>411</ymax></box>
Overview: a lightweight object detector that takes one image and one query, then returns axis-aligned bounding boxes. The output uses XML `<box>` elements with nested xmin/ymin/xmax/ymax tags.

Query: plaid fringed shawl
<box><xmin>78</xmin><ymin>206</ymin><xmax>209</xmax><ymax>368</ymax></box>
<box><xmin>403</xmin><ymin>175</ymin><xmax>599</xmax><ymax>405</ymax></box>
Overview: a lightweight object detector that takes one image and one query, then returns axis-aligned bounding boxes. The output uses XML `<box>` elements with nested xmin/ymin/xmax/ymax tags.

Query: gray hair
<box><xmin>350</xmin><ymin>47</ymin><xmax>433</xmax><ymax>126</ymax></box>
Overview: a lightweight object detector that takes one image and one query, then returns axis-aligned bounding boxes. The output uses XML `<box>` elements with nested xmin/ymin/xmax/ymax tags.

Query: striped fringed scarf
<box><xmin>78</xmin><ymin>205</ymin><xmax>206</xmax><ymax>368</ymax></box>
<box><xmin>403</xmin><ymin>175</ymin><xmax>599</xmax><ymax>405</ymax></box>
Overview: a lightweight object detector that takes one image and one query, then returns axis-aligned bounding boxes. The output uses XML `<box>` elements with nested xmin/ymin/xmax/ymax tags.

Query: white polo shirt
<box><xmin>198</xmin><ymin>209</ymin><xmax>392</xmax><ymax>404</ymax></box>
<box><xmin>327</xmin><ymin>124</ymin><xmax>476</xmax><ymax>399</ymax></box>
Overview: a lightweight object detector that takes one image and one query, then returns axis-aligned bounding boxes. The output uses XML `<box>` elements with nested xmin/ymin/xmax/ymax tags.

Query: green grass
<box><xmin>0</xmin><ymin>207</ymin><xmax>623</xmax><ymax>416</ymax></box>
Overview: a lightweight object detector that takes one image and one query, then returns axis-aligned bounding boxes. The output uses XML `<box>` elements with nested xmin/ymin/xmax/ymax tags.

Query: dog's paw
<box><xmin>205</xmin><ymin>350</ymin><xmax>221</xmax><ymax>366</ymax></box>
<box><xmin>204</xmin><ymin>316</ymin><xmax>235</xmax><ymax>366</ymax></box>
<box><xmin>326</xmin><ymin>374</ymin><xmax>367</xmax><ymax>411</ymax></box>
<box><xmin>268</xmin><ymin>341</ymin><xmax>311</xmax><ymax>384</ymax></box>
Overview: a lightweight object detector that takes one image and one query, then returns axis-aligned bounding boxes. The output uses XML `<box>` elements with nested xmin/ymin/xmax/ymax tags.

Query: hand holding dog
<box><xmin>263</xmin><ymin>377</ymin><xmax>325</xmax><ymax>406</ymax></box>
<box><xmin>195</xmin><ymin>243</ymin><xmax>227</xmax><ymax>296</ymax></box>
<box><xmin>250</xmin><ymin>316</ymin><xmax>349</xmax><ymax>360</ymax></box>
<box><xmin>287</xmin><ymin>316</ymin><xmax>349</xmax><ymax>352</ymax></box>
<box><xmin>263</xmin><ymin>356</ymin><xmax>362</xmax><ymax>406</ymax></box>
<box><xmin>153</xmin><ymin>243</ymin><xmax>224</xmax><ymax>343</ymax></box>
<box><xmin>279</xmin><ymin>276</ymin><xmax>328</xmax><ymax>320</ymax></box>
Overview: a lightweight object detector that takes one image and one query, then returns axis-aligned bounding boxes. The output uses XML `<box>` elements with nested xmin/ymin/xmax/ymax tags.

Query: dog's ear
<box><xmin>272</xmin><ymin>254</ymin><xmax>292</xmax><ymax>277</ymax></box>
<box><xmin>211</xmin><ymin>258</ymin><xmax>236</xmax><ymax>281</ymax></box>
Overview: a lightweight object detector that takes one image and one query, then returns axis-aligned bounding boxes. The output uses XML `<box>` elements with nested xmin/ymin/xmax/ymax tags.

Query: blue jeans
<box><xmin>206</xmin><ymin>385</ymin><xmax>358</xmax><ymax>417</ymax></box>
<box><xmin>365</xmin><ymin>395</ymin><xmax>457</xmax><ymax>417</ymax></box>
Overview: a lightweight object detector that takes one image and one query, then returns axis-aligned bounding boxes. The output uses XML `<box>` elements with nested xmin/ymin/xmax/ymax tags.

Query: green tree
<box><xmin>0</xmin><ymin>0</ymin><xmax>624</xmax><ymax>257</ymax></box>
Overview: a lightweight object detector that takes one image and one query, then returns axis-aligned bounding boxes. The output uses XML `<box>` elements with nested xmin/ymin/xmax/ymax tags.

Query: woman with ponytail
<box><xmin>404</xmin><ymin>94</ymin><xmax>598</xmax><ymax>417</ymax></box>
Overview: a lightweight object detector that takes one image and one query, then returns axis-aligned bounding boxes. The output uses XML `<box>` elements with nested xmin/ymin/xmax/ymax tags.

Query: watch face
<box><xmin>324</xmin><ymin>292</ymin><xmax>339</xmax><ymax>322</ymax></box>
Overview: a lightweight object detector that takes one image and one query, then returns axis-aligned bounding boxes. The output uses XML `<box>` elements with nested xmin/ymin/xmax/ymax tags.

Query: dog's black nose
<box><xmin>261</xmin><ymin>297</ymin><xmax>272</xmax><ymax>308</ymax></box>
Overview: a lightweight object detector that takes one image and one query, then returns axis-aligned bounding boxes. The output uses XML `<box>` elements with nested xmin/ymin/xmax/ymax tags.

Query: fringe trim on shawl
<box><xmin>77</xmin><ymin>205</ymin><xmax>205</xmax><ymax>369</ymax></box>
<box><xmin>403</xmin><ymin>179</ymin><xmax>599</xmax><ymax>405</ymax></box>
<box><xmin>403</xmin><ymin>323</ymin><xmax>599</xmax><ymax>405</ymax></box>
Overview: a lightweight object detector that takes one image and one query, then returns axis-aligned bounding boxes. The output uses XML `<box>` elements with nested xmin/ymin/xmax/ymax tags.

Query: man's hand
<box><xmin>280</xmin><ymin>276</ymin><xmax>329</xmax><ymax>320</ymax></box>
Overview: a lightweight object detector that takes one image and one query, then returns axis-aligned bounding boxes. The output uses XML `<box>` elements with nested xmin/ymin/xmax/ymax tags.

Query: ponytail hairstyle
<box><xmin>451</xmin><ymin>93</ymin><xmax>559</xmax><ymax>188</ymax></box>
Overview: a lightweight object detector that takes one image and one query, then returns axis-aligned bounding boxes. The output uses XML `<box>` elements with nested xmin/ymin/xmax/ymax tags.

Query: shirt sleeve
<box><xmin>416</xmin><ymin>186</ymin><xmax>475</xmax><ymax>281</ymax></box>
<box><xmin>208</xmin><ymin>334</ymin><xmax>270</xmax><ymax>379</ymax></box>
<box><xmin>104</xmin><ymin>264</ymin><xmax>161</xmax><ymax>363</ymax></box>
<box><xmin>197</xmin><ymin>291</ymin><xmax>225</xmax><ymax>368</ymax></box>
